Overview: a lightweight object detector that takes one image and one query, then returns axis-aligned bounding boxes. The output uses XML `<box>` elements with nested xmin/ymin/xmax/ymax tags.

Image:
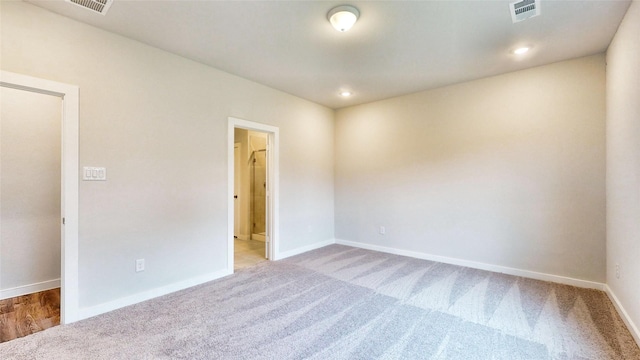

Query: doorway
<box><xmin>0</xmin><ymin>71</ymin><xmax>79</xmax><ymax>325</ymax></box>
<box><xmin>0</xmin><ymin>85</ymin><xmax>61</xmax><ymax>342</ymax></box>
<box><xmin>227</xmin><ymin>117</ymin><xmax>279</xmax><ymax>272</ymax></box>
<box><xmin>233</xmin><ymin>129</ymin><xmax>267</xmax><ymax>270</ymax></box>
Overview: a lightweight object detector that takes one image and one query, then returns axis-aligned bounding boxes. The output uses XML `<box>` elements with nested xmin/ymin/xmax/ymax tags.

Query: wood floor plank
<box><xmin>0</xmin><ymin>288</ymin><xmax>60</xmax><ymax>343</ymax></box>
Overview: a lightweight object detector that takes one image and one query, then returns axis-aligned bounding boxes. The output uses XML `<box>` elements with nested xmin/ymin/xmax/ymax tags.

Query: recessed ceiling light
<box><xmin>340</xmin><ymin>91</ymin><xmax>352</xmax><ymax>97</ymax></box>
<box><xmin>514</xmin><ymin>47</ymin><xmax>530</xmax><ymax>55</ymax></box>
<box><xmin>328</xmin><ymin>5</ymin><xmax>360</xmax><ymax>32</ymax></box>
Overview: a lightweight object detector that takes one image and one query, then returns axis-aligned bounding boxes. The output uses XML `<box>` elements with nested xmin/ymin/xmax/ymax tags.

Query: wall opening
<box><xmin>227</xmin><ymin>117</ymin><xmax>279</xmax><ymax>272</ymax></box>
<box><xmin>233</xmin><ymin>129</ymin><xmax>269</xmax><ymax>269</ymax></box>
<box><xmin>0</xmin><ymin>71</ymin><xmax>80</xmax><ymax>324</ymax></box>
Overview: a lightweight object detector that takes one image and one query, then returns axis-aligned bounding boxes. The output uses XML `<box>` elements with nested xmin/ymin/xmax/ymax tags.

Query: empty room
<box><xmin>1</xmin><ymin>0</ymin><xmax>639</xmax><ymax>359</ymax></box>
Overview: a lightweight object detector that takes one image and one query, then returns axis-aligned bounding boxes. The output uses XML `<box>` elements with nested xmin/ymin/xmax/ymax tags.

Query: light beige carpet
<box><xmin>1</xmin><ymin>245</ymin><xmax>639</xmax><ymax>359</ymax></box>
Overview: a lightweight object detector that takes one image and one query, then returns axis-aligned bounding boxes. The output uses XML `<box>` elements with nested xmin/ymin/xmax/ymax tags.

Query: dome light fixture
<box><xmin>340</xmin><ymin>90</ymin><xmax>353</xmax><ymax>97</ymax></box>
<box><xmin>328</xmin><ymin>5</ymin><xmax>360</xmax><ymax>32</ymax></box>
<box><xmin>514</xmin><ymin>46</ymin><xmax>530</xmax><ymax>55</ymax></box>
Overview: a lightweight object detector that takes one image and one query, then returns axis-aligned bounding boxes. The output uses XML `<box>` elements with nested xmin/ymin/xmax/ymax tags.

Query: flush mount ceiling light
<box><xmin>328</xmin><ymin>5</ymin><xmax>360</xmax><ymax>32</ymax></box>
<box><xmin>514</xmin><ymin>47</ymin><xmax>530</xmax><ymax>55</ymax></box>
<box><xmin>340</xmin><ymin>91</ymin><xmax>353</xmax><ymax>97</ymax></box>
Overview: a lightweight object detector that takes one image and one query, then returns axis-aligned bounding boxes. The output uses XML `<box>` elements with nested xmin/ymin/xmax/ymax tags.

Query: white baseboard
<box><xmin>274</xmin><ymin>239</ymin><xmax>637</xmax><ymax>348</ymax></box>
<box><xmin>78</xmin><ymin>239</ymin><xmax>337</xmax><ymax>320</ymax></box>
<box><xmin>78</xmin><ymin>269</ymin><xmax>232</xmax><ymax>320</ymax></box>
<box><xmin>605</xmin><ymin>285</ymin><xmax>640</xmax><ymax>347</ymax></box>
<box><xmin>0</xmin><ymin>279</ymin><xmax>61</xmax><ymax>300</ymax></box>
<box><xmin>335</xmin><ymin>239</ymin><xmax>605</xmax><ymax>291</ymax></box>
<box><xmin>276</xmin><ymin>238</ymin><xmax>336</xmax><ymax>260</ymax></box>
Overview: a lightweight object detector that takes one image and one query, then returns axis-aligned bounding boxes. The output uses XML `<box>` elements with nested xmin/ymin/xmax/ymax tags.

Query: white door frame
<box><xmin>228</xmin><ymin>117</ymin><xmax>279</xmax><ymax>272</ymax></box>
<box><xmin>0</xmin><ymin>71</ymin><xmax>79</xmax><ymax>324</ymax></box>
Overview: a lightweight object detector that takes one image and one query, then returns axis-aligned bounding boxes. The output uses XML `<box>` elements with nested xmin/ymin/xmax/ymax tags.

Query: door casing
<box><xmin>0</xmin><ymin>71</ymin><xmax>79</xmax><ymax>324</ymax></box>
<box><xmin>227</xmin><ymin>117</ymin><xmax>279</xmax><ymax>271</ymax></box>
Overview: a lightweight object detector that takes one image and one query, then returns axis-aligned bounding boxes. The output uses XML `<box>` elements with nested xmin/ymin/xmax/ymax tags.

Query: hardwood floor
<box><xmin>0</xmin><ymin>288</ymin><xmax>60</xmax><ymax>343</ymax></box>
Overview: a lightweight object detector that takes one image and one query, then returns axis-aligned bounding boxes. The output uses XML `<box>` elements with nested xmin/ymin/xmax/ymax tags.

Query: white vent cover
<box><xmin>509</xmin><ymin>0</ymin><xmax>540</xmax><ymax>23</ymax></box>
<box><xmin>66</xmin><ymin>0</ymin><xmax>113</xmax><ymax>15</ymax></box>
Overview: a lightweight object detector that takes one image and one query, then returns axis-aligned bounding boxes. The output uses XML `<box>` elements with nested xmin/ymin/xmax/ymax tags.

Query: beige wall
<box><xmin>0</xmin><ymin>87</ymin><xmax>61</xmax><ymax>294</ymax></box>
<box><xmin>606</xmin><ymin>0</ymin><xmax>640</xmax><ymax>338</ymax></box>
<box><xmin>1</xmin><ymin>1</ymin><xmax>334</xmax><ymax>308</ymax></box>
<box><xmin>335</xmin><ymin>54</ymin><xmax>606</xmax><ymax>282</ymax></box>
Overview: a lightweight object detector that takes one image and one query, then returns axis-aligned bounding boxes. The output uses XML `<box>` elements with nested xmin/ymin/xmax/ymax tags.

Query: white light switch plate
<box><xmin>83</xmin><ymin>167</ymin><xmax>107</xmax><ymax>181</ymax></box>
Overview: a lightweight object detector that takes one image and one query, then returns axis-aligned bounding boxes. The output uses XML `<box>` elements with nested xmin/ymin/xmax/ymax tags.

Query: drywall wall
<box><xmin>335</xmin><ymin>55</ymin><xmax>606</xmax><ymax>283</ymax></box>
<box><xmin>0</xmin><ymin>87</ymin><xmax>61</xmax><ymax>297</ymax></box>
<box><xmin>606</xmin><ymin>0</ymin><xmax>640</xmax><ymax>340</ymax></box>
<box><xmin>1</xmin><ymin>1</ymin><xmax>334</xmax><ymax>308</ymax></box>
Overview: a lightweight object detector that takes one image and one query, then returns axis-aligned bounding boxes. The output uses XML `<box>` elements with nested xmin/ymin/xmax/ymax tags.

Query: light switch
<box><xmin>83</xmin><ymin>167</ymin><xmax>107</xmax><ymax>181</ymax></box>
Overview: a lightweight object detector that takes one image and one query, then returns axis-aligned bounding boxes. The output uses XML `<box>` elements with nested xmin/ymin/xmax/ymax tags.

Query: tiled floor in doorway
<box><xmin>234</xmin><ymin>239</ymin><xmax>266</xmax><ymax>270</ymax></box>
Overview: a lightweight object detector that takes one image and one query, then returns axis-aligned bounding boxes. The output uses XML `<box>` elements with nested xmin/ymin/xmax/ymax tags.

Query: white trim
<box><xmin>0</xmin><ymin>279</ymin><xmax>61</xmax><ymax>300</ymax></box>
<box><xmin>228</xmin><ymin>117</ymin><xmax>279</xmax><ymax>272</ymax></box>
<box><xmin>605</xmin><ymin>285</ymin><xmax>640</xmax><ymax>346</ymax></box>
<box><xmin>78</xmin><ymin>269</ymin><xmax>231</xmax><ymax>320</ymax></box>
<box><xmin>0</xmin><ymin>71</ymin><xmax>79</xmax><ymax>324</ymax></box>
<box><xmin>335</xmin><ymin>239</ymin><xmax>606</xmax><ymax>290</ymax></box>
<box><xmin>277</xmin><ymin>239</ymin><xmax>336</xmax><ymax>260</ymax></box>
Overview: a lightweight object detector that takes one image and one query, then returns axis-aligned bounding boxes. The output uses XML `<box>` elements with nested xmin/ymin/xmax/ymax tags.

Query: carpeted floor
<box><xmin>1</xmin><ymin>245</ymin><xmax>639</xmax><ymax>359</ymax></box>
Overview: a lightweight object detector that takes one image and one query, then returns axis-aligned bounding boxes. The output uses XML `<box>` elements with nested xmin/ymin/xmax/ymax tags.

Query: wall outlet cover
<box><xmin>136</xmin><ymin>259</ymin><xmax>145</xmax><ymax>272</ymax></box>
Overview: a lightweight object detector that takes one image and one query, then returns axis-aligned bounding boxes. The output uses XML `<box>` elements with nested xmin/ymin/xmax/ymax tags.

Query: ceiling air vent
<box><xmin>66</xmin><ymin>0</ymin><xmax>113</xmax><ymax>15</ymax></box>
<box><xmin>509</xmin><ymin>0</ymin><xmax>540</xmax><ymax>23</ymax></box>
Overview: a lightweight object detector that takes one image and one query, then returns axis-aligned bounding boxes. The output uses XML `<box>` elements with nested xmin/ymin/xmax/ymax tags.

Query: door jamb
<box><xmin>0</xmin><ymin>71</ymin><xmax>80</xmax><ymax>324</ymax></box>
<box><xmin>227</xmin><ymin>117</ymin><xmax>279</xmax><ymax>272</ymax></box>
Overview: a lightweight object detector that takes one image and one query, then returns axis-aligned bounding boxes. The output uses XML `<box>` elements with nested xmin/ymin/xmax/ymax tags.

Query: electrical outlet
<box><xmin>379</xmin><ymin>226</ymin><xmax>386</xmax><ymax>235</ymax></box>
<box><xmin>615</xmin><ymin>263</ymin><xmax>620</xmax><ymax>279</ymax></box>
<box><xmin>136</xmin><ymin>259</ymin><xmax>145</xmax><ymax>272</ymax></box>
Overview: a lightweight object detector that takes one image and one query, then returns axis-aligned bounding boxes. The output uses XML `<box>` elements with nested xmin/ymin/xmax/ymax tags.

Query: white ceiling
<box><xmin>27</xmin><ymin>0</ymin><xmax>631</xmax><ymax>109</ymax></box>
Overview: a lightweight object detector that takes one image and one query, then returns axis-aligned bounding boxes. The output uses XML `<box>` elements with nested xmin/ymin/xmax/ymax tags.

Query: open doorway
<box><xmin>0</xmin><ymin>86</ymin><xmax>62</xmax><ymax>342</ymax></box>
<box><xmin>228</xmin><ymin>117</ymin><xmax>279</xmax><ymax>272</ymax></box>
<box><xmin>0</xmin><ymin>71</ymin><xmax>79</xmax><ymax>327</ymax></box>
<box><xmin>233</xmin><ymin>129</ymin><xmax>267</xmax><ymax>270</ymax></box>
